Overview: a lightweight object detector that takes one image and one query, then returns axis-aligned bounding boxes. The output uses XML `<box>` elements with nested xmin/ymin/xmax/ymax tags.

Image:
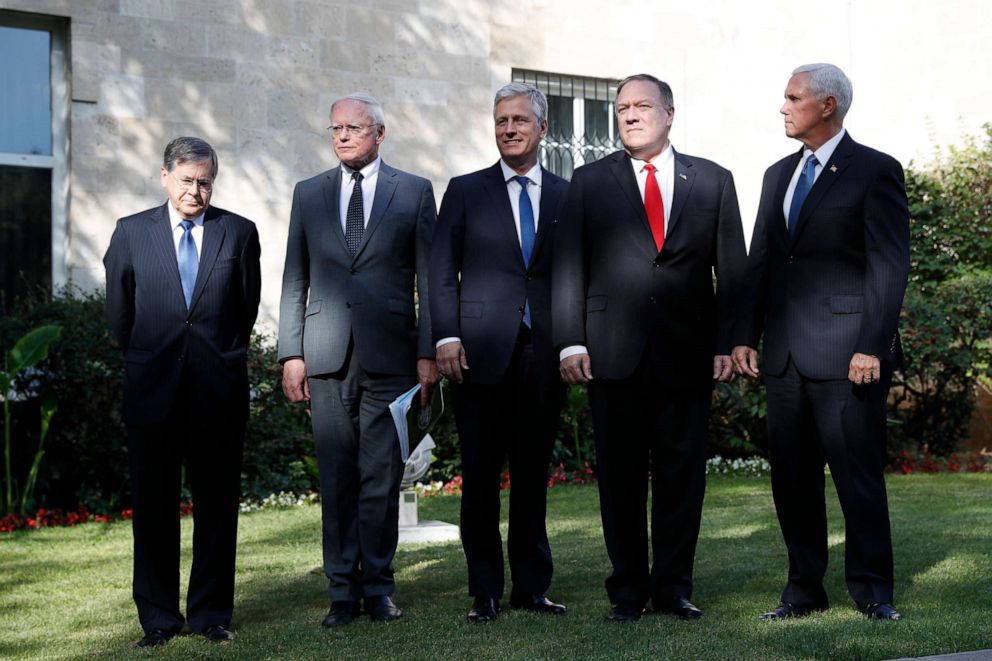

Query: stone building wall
<box><xmin>0</xmin><ymin>0</ymin><xmax>990</xmax><ymax>329</ymax></box>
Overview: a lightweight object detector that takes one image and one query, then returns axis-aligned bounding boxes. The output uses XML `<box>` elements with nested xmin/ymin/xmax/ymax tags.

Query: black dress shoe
<box><xmin>467</xmin><ymin>597</ymin><xmax>499</xmax><ymax>622</ymax></box>
<box><xmin>607</xmin><ymin>603</ymin><xmax>645</xmax><ymax>622</ymax></box>
<box><xmin>509</xmin><ymin>593</ymin><xmax>568</xmax><ymax>615</ymax></box>
<box><xmin>364</xmin><ymin>595</ymin><xmax>403</xmax><ymax>622</ymax></box>
<box><xmin>758</xmin><ymin>602</ymin><xmax>827</xmax><ymax>620</ymax></box>
<box><xmin>654</xmin><ymin>596</ymin><xmax>703</xmax><ymax>620</ymax></box>
<box><xmin>136</xmin><ymin>628</ymin><xmax>175</xmax><ymax>648</ymax></box>
<box><xmin>322</xmin><ymin>600</ymin><xmax>361</xmax><ymax>628</ymax></box>
<box><xmin>203</xmin><ymin>625</ymin><xmax>235</xmax><ymax>643</ymax></box>
<box><xmin>858</xmin><ymin>602</ymin><xmax>901</xmax><ymax>620</ymax></box>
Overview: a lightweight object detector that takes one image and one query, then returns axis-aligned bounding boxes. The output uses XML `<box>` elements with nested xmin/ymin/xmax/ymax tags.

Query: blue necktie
<box><xmin>178</xmin><ymin>219</ymin><xmax>199</xmax><ymax>308</ymax></box>
<box><xmin>787</xmin><ymin>154</ymin><xmax>818</xmax><ymax>239</ymax></box>
<box><xmin>515</xmin><ymin>176</ymin><xmax>535</xmax><ymax>327</ymax></box>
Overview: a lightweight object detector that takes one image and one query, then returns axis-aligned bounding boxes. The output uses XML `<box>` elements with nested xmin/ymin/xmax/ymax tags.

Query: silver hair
<box><xmin>331</xmin><ymin>93</ymin><xmax>386</xmax><ymax>126</ymax></box>
<box><xmin>163</xmin><ymin>136</ymin><xmax>218</xmax><ymax>178</ymax></box>
<box><xmin>493</xmin><ymin>82</ymin><xmax>548</xmax><ymax>124</ymax></box>
<box><xmin>616</xmin><ymin>74</ymin><xmax>674</xmax><ymax>110</ymax></box>
<box><xmin>792</xmin><ymin>63</ymin><xmax>853</xmax><ymax>121</ymax></box>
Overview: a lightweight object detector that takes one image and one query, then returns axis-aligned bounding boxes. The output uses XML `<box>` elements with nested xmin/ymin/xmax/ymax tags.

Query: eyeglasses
<box><xmin>170</xmin><ymin>172</ymin><xmax>213</xmax><ymax>193</ymax></box>
<box><xmin>327</xmin><ymin>123</ymin><xmax>380</xmax><ymax>137</ymax></box>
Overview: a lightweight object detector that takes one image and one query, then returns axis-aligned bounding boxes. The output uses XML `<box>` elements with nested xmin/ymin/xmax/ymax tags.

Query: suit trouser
<box><xmin>588</xmin><ymin>373</ymin><xmax>711</xmax><ymax>609</ymax></box>
<box><xmin>127</xmin><ymin>385</ymin><xmax>245</xmax><ymax>634</ymax></box>
<box><xmin>764</xmin><ymin>358</ymin><xmax>894</xmax><ymax>608</ymax></box>
<box><xmin>453</xmin><ymin>326</ymin><xmax>565</xmax><ymax>599</ymax></box>
<box><xmin>308</xmin><ymin>348</ymin><xmax>414</xmax><ymax>602</ymax></box>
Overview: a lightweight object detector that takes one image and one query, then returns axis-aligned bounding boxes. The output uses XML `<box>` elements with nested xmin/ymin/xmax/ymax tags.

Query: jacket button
<box><xmin>185</xmin><ymin>320</ymin><xmax>192</xmax><ymax>327</ymax></box>
<box><xmin>346</xmin><ymin>302</ymin><xmax>351</xmax><ymax>308</ymax></box>
<box><xmin>788</xmin><ymin>255</ymin><xmax>795</xmax><ymax>264</ymax></box>
<box><xmin>649</xmin><ymin>296</ymin><xmax>656</xmax><ymax>303</ymax></box>
<box><xmin>526</xmin><ymin>275</ymin><xmax>532</xmax><ymax>281</ymax></box>
<box><xmin>350</xmin><ymin>268</ymin><xmax>356</xmax><ymax>274</ymax></box>
<box><xmin>518</xmin><ymin>305</ymin><xmax>524</xmax><ymax>312</ymax></box>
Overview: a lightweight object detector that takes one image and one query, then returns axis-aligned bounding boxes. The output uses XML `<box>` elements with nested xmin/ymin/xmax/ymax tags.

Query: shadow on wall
<box><xmin>66</xmin><ymin>0</ymin><xmax>534</xmax><ymax>333</ymax></box>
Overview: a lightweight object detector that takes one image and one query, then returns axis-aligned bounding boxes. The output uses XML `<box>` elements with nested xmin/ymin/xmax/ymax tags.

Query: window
<box><xmin>513</xmin><ymin>70</ymin><xmax>622</xmax><ymax>179</ymax></box>
<box><xmin>0</xmin><ymin>11</ymin><xmax>68</xmax><ymax>311</ymax></box>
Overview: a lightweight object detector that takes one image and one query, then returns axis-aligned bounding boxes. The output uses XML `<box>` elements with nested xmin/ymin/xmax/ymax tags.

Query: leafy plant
<box><xmin>1</xmin><ymin>325</ymin><xmax>61</xmax><ymax>515</ymax></box>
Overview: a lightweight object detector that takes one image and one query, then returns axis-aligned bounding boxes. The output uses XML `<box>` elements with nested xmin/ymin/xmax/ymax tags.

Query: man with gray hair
<box><xmin>430</xmin><ymin>82</ymin><xmax>569</xmax><ymax>622</ymax></box>
<box><xmin>104</xmin><ymin>136</ymin><xmax>261</xmax><ymax>646</ymax></box>
<box><xmin>278</xmin><ymin>93</ymin><xmax>438</xmax><ymax>627</ymax></box>
<box><xmin>732</xmin><ymin>63</ymin><xmax>909</xmax><ymax>621</ymax></box>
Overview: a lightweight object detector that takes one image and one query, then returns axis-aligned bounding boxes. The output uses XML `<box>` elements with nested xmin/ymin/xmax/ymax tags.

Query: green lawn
<box><xmin>1</xmin><ymin>474</ymin><xmax>990</xmax><ymax>660</ymax></box>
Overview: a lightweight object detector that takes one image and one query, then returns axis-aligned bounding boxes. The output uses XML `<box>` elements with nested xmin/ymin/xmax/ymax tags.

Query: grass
<box><xmin>1</xmin><ymin>474</ymin><xmax>991</xmax><ymax>660</ymax></box>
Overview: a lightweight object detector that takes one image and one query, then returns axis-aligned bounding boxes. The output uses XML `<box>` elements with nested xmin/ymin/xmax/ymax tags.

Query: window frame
<box><xmin>0</xmin><ymin>10</ymin><xmax>70</xmax><ymax>291</ymax></box>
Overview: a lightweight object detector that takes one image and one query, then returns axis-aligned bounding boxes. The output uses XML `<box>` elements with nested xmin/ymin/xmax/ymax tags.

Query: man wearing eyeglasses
<box><xmin>278</xmin><ymin>93</ymin><xmax>438</xmax><ymax>628</ymax></box>
<box><xmin>104</xmin><ymin>136</ymin><xmax>261</xmax><ymax>647</ymax></box>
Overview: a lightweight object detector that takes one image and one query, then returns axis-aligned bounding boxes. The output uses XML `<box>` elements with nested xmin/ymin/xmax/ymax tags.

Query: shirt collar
<box><xmin>629</xmin><ymin>142</ymin><xmax>675</xmax><ymax>171</ymax></box>
<box><xmin>341</xmin><ymin>156</ymin><xmax>381</xmax><ymax>181</ymax></box>
<box><xmin>500</xmin><ymin>160</ymin><xmax>542</xmax><ymax>186</ymax></box>
<box><xmin>804</xmin><ymin>127</ymin><xmax>846</xmax><ymax>166</ymax></box>
<box><xmin>166</xmin><ymin>202</ymin><xmax>205</xmax><ymax>228</ymax></box>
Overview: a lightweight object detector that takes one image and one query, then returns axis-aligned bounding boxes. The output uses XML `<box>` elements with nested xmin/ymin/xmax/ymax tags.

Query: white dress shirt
<box><xmin>168</xmin><ymin>203</ymin><xmax>204</xmax><ymax>260</ymax></box>
<box><xmin>782</xmin><ymin>128</ymin><xmax>846</xmax><ymax>224</ymax></box>
<box><xmin>339</xmin><ymin>156</ymin><xmax>381</xmax><ymax>231</ymax></box>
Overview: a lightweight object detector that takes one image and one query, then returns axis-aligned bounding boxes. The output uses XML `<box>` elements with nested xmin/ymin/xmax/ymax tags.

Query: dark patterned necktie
<box><xmin>345</xmin><ymin>171</ymin><xmax>364</xmax><ymax>255</ymax></box>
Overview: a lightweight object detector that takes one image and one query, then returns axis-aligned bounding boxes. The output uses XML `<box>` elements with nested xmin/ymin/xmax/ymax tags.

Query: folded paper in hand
<box><xmin>388</xmin><ymin>382</ymin><xmax>444</xmax><ymax>462</ymax></box>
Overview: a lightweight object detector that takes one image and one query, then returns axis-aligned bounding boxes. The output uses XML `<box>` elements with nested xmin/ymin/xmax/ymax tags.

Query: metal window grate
<box><xmin>512</xmin><ymin>69</ymin><xmax>622</xmax><ymax>179</ymax></box>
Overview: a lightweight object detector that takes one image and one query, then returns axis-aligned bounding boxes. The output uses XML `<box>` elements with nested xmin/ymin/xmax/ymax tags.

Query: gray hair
<box><xmin>331</xmin><ymin>93</ymin><xmax>386</xmax><ymax>126</ymax></box>
<box><xmin>163</xmin><ymin>136</ymin><xmax>218</xmax><ymax>178</ymax></box>
<box><xmin>494</xmin><ymin>83</ymin><xmax>548</xmax><ymax>124</ymax></box>
<box><xmin>616</xmin><ymin>74</ymin><xmax>674</xmax><ymax>110</ymax></box>
<box><xmin>792</xmin><ymin>63</ymin><xmax>853</xmax><ymax>121</ymax></box>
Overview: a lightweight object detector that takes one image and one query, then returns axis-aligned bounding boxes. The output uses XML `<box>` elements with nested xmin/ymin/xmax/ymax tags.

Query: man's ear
<box><xmin>822</xmin><ymin>95</ymin><xmax>837</xmax><ymax>119</ymax></box>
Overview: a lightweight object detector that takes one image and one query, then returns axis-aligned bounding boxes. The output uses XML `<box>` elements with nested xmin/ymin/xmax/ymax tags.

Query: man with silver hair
<box><xmin>733</xmin><ymin>63</ymin><xmax>909</xmax><ymax>621</ymax></box>
<box><xmin>430</xmin><ymin>82</ymin><xmax>569</xmax><ymax>622</ymax></box>
<box><xmin>278</xmin><ymin>93</ymin><xmax>438</xmax><ymax>627</ymax></box>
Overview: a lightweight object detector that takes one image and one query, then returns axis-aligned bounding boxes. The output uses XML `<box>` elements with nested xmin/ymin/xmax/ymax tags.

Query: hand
<box><xmin>849</xmin><ymin>352</ymin><xmax>880</xmax><ymax>385</ymax></box>
<box><xmin>436</xmin><ymin>341</ymin><xmax>469</xmax><ymax>384</ymax></box>
<box><xmin>560</xmin><ymin>354</ymin><xmax>593</xmax><ymax>384</ymax></box>
<box><xmin>732</xmin><ymin>345</ymin><xmax>760</xmax><ymax>378</ymax></box>
<box><xmin>417</xmin><ymin>358</ymin><xmax>439</xmax><ymax>407</ymax></box>
<box><xmin>713</xmin><ymin>355</ymin><xmax>735</xmax><ymax>382</ymax></box>
<box><xmin>281</xmin><ymin>358</ymin><xmax>310</xmax><ymax>402</ymax></box>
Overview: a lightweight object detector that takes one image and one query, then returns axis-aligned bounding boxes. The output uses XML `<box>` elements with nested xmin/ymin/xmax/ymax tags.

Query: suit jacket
<box><xmin>277</xmin><ymin>161</ymin><xmax>436</xmax><ymax>377</ymax></box>
<box><xmin>104</xmin><ymin>203</ymin><xmax>261</xmax><ymax>427</ymax></box>
<box><xmin>733</xmin><ymin>133</ymin><xmax>910</xmax><ymax>380</ymax></box>
<box><xmin>429</xmin><ymin>163</ymin><xmax>568</xmax><ymax>385</ymax></box>
<box><xmin>553</xmin><ymin>149</ymin><xmax>746</xmax><ymax>385</ymax></box>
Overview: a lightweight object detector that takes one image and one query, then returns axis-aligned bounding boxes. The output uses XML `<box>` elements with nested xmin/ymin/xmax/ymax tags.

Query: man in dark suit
<box><xmin>553</xmin><ymin>74</ymin><xmax>746</xmax><ymax>622</ymax></box>
<box><xmin>430</xmin><ymin>83</ymin><xmax>569</xmax><ymax>622</ymax></box>
<box><xmin>104</xmin><ymin>136</ymin><xmax>261</xmax><ymax>647</ymax></box>
<box><xmin>732</xmin><ymin>63</ymin><xmax>909</xmax><ymax>621</ymax></box>
<box><xmin>278</xmin><ymin>93</ymin><xmax>437</xmax><ymax>627</ymax></box>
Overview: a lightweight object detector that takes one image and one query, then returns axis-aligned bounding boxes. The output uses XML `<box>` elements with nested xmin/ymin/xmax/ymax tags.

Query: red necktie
<box><xmin>643</xmin><ymin>163</ymin><xmax>665</xmax><ymax>251</ymax></box>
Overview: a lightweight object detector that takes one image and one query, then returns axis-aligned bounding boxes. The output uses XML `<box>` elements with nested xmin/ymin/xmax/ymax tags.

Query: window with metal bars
<box><xmin>512</xmin><ymin>69</ymin><xmax>622</xmax><ymax>179</ymax></box>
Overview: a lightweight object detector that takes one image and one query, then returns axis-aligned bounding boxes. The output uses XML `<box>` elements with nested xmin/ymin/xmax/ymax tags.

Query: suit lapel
<box><xmin>667</xmin><ymin>150</ymin><xmax>695</xmax><ymax>241</ymax></box>
<box><xmin>321</xmin><ymin>166</ymin><xmax>349</xmax><ymax>255</ymax></box>
<box><xmin>188</xmin><ymin>206</ymin><xmax>225</xmax><ymax>312</ymax></box>
<box><xmin>607</xmin><ymin>151</ymin><xmax>654</xmax><ymax>247</ymax></box>
<box><xmin>355</xmin><ymin>161</ymin><xmax>398</xmax><ymax>260</ymax></box>
<box><xmin>147</xmin><ymin>203</ymin><xmax>185</xmax><ymax>306</ymax></box>
<box><xmin>533</xmin><ymin>168</ymin><xmax>560</xmax><ymax>262</ymax></box>
<box><xmin>482</xmin><ymin>163</ymin><xmax>524</xmax><ymax>265</ymax></box>
<box><xmin>792</xmin><ymin>133</ymin><xmax>854</xmax><ymax>243</ymax></box>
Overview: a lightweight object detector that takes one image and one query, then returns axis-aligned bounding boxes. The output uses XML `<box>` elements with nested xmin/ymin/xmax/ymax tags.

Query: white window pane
<box><xmin>0</xmin><ymin>25</ymin><xmax>52</xmax><ymax>156</ymax></box>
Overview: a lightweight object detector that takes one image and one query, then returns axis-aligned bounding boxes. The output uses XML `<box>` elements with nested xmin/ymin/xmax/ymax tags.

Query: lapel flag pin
<box><xmin>679</xmin><ymin>173</ymin><xmax>687</xmax><ymax>180</ymax></box>
<box><xmin>829</xmin><ymin>165</ymin><xmax>838</xmax><ymax>173</ymax></box>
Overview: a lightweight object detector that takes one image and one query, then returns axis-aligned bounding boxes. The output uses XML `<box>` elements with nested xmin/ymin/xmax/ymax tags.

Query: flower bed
<box><xmin>887</xmin><ymin>451</ymin><xmax>989</xmax><ymax>474</ymax></box>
